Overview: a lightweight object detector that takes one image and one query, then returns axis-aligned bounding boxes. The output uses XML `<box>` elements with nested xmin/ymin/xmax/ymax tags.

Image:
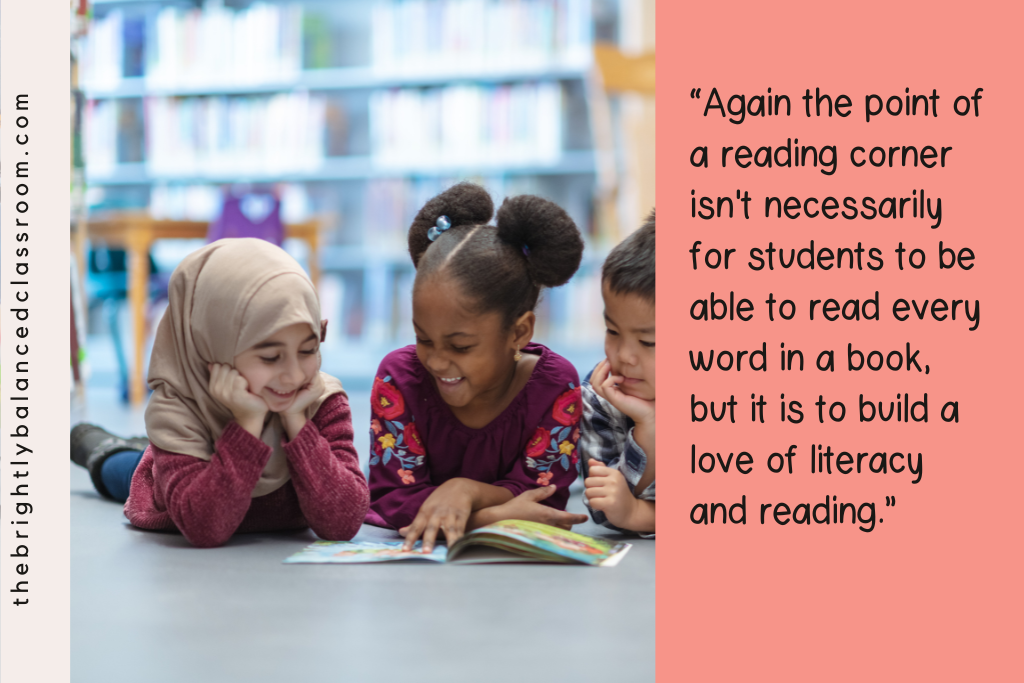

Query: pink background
<box><xmin>659</xmin><ymin>1</ymin><xmax>1022</xmax><ymax>680</ymax></box>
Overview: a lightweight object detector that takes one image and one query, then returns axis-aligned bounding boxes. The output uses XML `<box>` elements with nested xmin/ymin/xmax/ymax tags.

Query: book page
<box><xmin>284</xmin><ymin>540</ymin><xmax>447</xmax><ymax>564</ymax></box>
<box><xmin>450</xmin><ymin>520</ymin><xmax>631</xmax><ymax>566</ymax></box>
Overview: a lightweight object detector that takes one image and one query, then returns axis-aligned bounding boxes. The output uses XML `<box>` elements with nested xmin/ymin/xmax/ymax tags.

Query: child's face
<box><xmin>233</xmin><ymin>322</ymin><xmax>320</xmax><ymax>413</ymax></box>
<box><xmin>412</xmin><ymin>277</ymin><xmax>520</xmax><ymax>410</ymax></box>
<box><xmin>602</xmin><ymin>283</ymin><xmax>655</xmax><ymax>401</ymax></box>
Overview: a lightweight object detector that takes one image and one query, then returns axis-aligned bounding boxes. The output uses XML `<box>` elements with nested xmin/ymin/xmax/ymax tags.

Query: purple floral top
<box><xmin>365</xmin><ymin>343</ymin><xmax>582</xmax><ymax>530</ymax></box>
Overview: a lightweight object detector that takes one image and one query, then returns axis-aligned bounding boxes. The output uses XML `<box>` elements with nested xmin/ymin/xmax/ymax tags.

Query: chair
<box><xmin>206</xmin><ymin>192</ymin><xmax>284</xmax><ymax>245</ymax></box>
<box><xmin>86</xmin><ymin>246</ymin><xmax>165</xmax><ymax>402</ymax></box>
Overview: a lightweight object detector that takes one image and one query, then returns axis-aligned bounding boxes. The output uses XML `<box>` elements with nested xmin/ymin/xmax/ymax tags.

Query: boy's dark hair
<box><xmin>602</xmin><ymin>209</ymin><xmax>655</xmax><ymax>303</ymax></box>
<box><xmin>408</xmin><ymin>182</ymin><xmax>584</xmax><ymax>328</ymax></box>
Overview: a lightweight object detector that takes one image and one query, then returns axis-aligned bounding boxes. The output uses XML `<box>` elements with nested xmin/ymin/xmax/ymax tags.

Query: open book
<box><xmin>284</xmin><ymin>520</ymin><xmax>632</xmax><ymax>567</ymax></box>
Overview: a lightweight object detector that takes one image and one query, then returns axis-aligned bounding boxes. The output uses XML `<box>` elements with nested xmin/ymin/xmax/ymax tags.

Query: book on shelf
<box><xmin>86</xmin><ymin>83</ymin><xmax>567</xmax><ymax>178</ymax></box>
<box><xmin>142</xmin><ymin>92</ymin><xmax>326</xmax><ymax>177</ymax></box>
<box><xmin>80</xmin><ymin>7</ymin><xmax>124</xmax><ymax>90</ymax></box>
<box><xmin>82</xmin><ymin>3</ymin><xmax>304</xmax><ymax>91</ymax></box>
<box><xmin>84</xmin><ymin>99</ymin><xmax>118</xmax><ymax>174</ymax></box>
<box><xmin>82</xmin><ymin>0</ymin><xmax>593</xmax><ymax>93</ymax></box>
<box><xmin>283</xmin><ymin>520</ymin><xmax>631</xmax><ymax>566</ymax></box>
<box><xmin>371</xmin><ymin>0</ymin><xmax>592</xmax><ymax>74</ymax></box>
<box><xmin>369</xmin><ymin>82</ymin><xmax>563</xmax><ymax>169</ymax></box>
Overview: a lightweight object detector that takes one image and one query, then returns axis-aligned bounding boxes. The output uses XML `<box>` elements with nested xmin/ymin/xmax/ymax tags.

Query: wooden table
<box><xmin>87</xmin><ymin>213</ymin><xmax>321</xmax><ymax>405</ymax></box>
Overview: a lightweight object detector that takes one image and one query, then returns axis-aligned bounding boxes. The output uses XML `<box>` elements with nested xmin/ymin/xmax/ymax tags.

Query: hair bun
<box><xmin>495</xmin><ymin>195</ymin><xmax>584</xmax><ymax>287</ymax></box>
<box><xmin>408</xmin><ymin>182</ymin><xmax>494</xmax><ymax>267</ymax></box>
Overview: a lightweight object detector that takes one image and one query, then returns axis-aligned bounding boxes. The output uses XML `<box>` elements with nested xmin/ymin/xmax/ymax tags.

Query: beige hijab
<box><xmin>145</xmin><ymin>238</ymin><xmax>344</xmax><ymax>497</ymax></box>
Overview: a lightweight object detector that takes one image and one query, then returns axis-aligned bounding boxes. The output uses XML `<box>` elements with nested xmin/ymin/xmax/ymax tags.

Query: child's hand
<box><xmin>281</xmin><ymin>372</ymin><xmax>324</xmax><ymax>417</ymax></box>
<box><xmin>399</xmin><ymin>479</ymin><xmax>475</xmax><ymax>553</ymax></box>
<box><xmin>591</xmin><ymin>359</ymin><xmax>655</xmax><ymax>427</ymax></box>
<box><xmin>279</xmin><ymin>373</ymin><xmax>324</xmax><ymax>440</ymax></box>
<box><xmin>585</xmin><ymin>459</ymin><xmax>640</xmax><ymax>529</ymax></box>
<box><xmin>208</xmin><ymin>363</ymin><xmax>269</xmax><ymax>437</ymax></box>
<box><xmin>490</xmin><ymin>486</ymin><xmax>588</xmax><ymax>530</ymax></box>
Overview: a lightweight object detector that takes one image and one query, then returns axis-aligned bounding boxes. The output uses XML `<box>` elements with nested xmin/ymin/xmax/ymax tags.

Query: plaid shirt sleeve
<box><xmin>579</xmin><ymin>377</ymin><xmax>655</xmax><ymax>539</ymax></box>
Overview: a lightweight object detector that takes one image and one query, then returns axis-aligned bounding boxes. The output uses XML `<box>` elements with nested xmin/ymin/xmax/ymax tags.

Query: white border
<box><xmin>0</xmin><ymin>1</ymin><xmax>71</xmax><ymax>680</ymax></box>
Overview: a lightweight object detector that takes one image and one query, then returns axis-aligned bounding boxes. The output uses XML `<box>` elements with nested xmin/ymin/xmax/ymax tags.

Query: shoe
<box><xmin>70</xmin><ymin>423</ymin><xmax>145</xmax><ymax>500</ymax></box>
<box><xmin>127</xmin><ymin>436</ymin><xmax>150</xmax><ymax>453</ymax></box>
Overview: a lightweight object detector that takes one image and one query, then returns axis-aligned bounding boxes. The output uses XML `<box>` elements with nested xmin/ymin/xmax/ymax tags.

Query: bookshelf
<box><xmin>79</xmin><ymin>0</ymin><xmax>628</xmax><ymax>385</ymax></box>
<box><xmin>86</xmin><ymin>152</ymin><xmax>596</xmax><ymax>185</ymax></box>
<box><xmin>82</xmin><ymin>63</ymin><xmax>593</xmax><ymax>99</ymax></box>
<box><xmin>72</xmin><ymin>0</ymin><xmax>91</xmax><ymax>400</ymax></box>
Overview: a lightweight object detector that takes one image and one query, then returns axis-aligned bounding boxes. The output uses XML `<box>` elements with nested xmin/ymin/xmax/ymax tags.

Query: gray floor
<box><xmin>71</xmin><ymin>386</ymin><xmax>654</xmax><ymax>683</ymax></box>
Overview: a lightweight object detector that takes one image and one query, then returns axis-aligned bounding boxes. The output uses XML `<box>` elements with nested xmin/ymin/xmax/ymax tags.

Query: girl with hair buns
<box><xmin>70</xmin><ymin>238</ymin><xmax>369</xmax><ymax>548</ymax></box>
<box><xmin>366</xmin><ymin>182</ymin><xmax>589</xmax><ymax>552</ymax></box>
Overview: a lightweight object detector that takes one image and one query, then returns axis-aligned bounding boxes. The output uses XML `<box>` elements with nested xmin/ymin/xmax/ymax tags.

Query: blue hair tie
<box><xmin>521</xmin><ymin>245</ymin><xmax>530</xmax><ymax>257</ymax></box>
<box><xmin>427</xmin><ymin>215</ymin><xmax>451</xmax><ymax>241</ymax></box>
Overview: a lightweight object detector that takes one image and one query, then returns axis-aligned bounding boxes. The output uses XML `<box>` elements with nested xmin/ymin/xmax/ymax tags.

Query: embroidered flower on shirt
<box><xmin>525</xmin><ymin>383</ymin><xmax>583</xmax><ymax>478</ymax></box>
<box><xmin>404</xmin><ymin>421</ymin><xmax>426</xmax><ymax>456</ymax></box>
<box><xmin>368</xmin><ymin>408</ymin><xmax>426</xmax><ymax>477</ymax></box>
<box><xmin>552</xmin><ymin>385</ymin><xmax>582</xmax><ymax>426</ymax></box>
<box><xmin>525</xmin><ymin>427</ymin><xmax>550</xmax><ymax>459</ymax></box>
<box><xmin>371</xmin><ymin>375</ymin><xmax>406</xmax><ymax>420</ymax></box>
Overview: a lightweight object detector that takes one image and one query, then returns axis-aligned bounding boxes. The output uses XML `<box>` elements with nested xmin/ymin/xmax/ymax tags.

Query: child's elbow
<box><xmin>168</xmin><ymin>500</ymin><xmax>239</xmax><ymax>548</ymax></box>
<box><xmin>316</xmin><ymin>492</ymin><xmax>370</xmax><ymax>541</ymax></box>
<box><xmin>182</xmin><ymin>526</ymin><xmax>234</xmax><ymax>548</ymax></box>
<box><xmin>315</xmin><ymin>513</ymin><xmax>364</xmax><ymax>542</ymax></box>
<box><xmin>318</xmin><ymin>524</ymin><xmax>360</xmax><ymax>542</ymax></box>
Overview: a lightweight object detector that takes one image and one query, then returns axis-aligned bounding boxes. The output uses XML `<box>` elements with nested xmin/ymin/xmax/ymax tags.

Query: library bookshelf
<box><xmin>78</xmin><ymin>0</ymin><xmax>646</xmax><ymax>402</ymax></box>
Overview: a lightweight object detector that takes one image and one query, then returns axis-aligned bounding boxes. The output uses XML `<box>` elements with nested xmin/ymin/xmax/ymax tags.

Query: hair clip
<box><xmin>427</xmin><ymin>215</ymin><xmax>451</xmax><ymax>241</ymax></box>
<box><xmin>521</xmin><ymin>244</ymin><xmax>530</xmax><ymax>257</ymax></box>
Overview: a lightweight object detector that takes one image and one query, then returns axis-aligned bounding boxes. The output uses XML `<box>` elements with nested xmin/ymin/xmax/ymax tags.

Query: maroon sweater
<box><xmin>124</xmin><ymin>393</ymin><xmax>369</xmax><ymax>548</ymax></box>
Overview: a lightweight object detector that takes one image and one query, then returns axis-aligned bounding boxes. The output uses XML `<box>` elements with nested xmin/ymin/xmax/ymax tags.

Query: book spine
<box><xmin>369</xmin><ymin>0</ymin><xmax>589</xmax><ymax>71</ymax></box>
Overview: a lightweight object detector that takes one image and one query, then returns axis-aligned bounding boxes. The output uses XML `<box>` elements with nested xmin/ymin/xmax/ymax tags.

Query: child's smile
<box><xmin>412</xmin><ymin>276</ymin><xmax>534</xmax><ymax>422</ymax></box>
<box><xmin>263</xmin><ymin>385</ymin><xmax>299</xmax><ymax>407</ymax></box>
<box><xmin>433</xmin><ymin>374</ymin><xmax>468</xmax><ymax>403</ymax></box>
<box><xmin>233</xmin><ymin>322</ymin><xmax>320</xmax><ymax>413</ymax></box>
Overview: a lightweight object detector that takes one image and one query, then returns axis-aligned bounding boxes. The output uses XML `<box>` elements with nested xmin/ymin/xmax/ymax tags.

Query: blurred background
<box><xmin>69</xmin><ymin>0</ymin><xmax>654</xmax><ymax>426</ymax></box>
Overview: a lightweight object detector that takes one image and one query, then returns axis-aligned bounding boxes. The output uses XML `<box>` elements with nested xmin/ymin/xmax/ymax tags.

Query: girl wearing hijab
<box><xmin>70</xmin><ymin>238</ymin><xmax>369</xmax><ymax>548</ymax></box>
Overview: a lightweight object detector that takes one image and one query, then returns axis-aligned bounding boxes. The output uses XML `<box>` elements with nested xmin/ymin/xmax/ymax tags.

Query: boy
<box><xmin>581</xmin><ymin>210</ymin><xmax>655</xmax><ymax>536</ymax></box>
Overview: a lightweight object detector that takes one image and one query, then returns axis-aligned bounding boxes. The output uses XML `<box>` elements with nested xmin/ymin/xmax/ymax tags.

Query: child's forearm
<box><xmin>465</xmin><ymin>497</ymin><xmax>547</xmax><ymax>530</ymax></box>
<box><xmin>465</xmin><ymin>479</ymin><xmax>515</xmax><ymax>509</ymax></box>
<box><xmin>237</xmin><ymin>415</ymin><xmax>266</xmax><ymax>440</ymax></box>
<box><xmin>158</xmin><ymin>424</ymin><xmax>271</xmax><ymax>547</ymax></box>
<box><xmin>284</xmin><ymin>420</ymin><xmax>368</xmax><ymax>541</ymax></box>
<box><xmin>467</xmin><ymin>505</ymin><xmax>504</xmax><ymax>530</ymax></box>
<box><xmin>281</xmin><ymin>414</ymin><xmax>307</xmax><ymax>441</ymax></box>
<box><xmin>464</xmin><ymin>483</ymin><xmax>536</xmax><ymax>530</ymax></box>
<box><xmin>632</xmin><ymin>419</ymin><xmax>655</xmax><ymax>495</ymax></box>
<box><xmin>625</xmin><ymin>498</ymin><xmax>656</xmax><ymax>533</ymax></box>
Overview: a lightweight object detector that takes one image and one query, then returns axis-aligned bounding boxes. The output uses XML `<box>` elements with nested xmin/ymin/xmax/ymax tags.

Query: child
<box><xmin>581</xmin><ymin>210</ymin><xmax>655</xmax><ymax>536</ymax></box>
<box><xmin>70</xmin><ymin>238</ymin><xmax>369</xmax><ymax>548</ymax></box>
<box><xmin>366</xmin><ymin>182</ymin><xmax>589</xmax><ymax>552</ymax></box>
